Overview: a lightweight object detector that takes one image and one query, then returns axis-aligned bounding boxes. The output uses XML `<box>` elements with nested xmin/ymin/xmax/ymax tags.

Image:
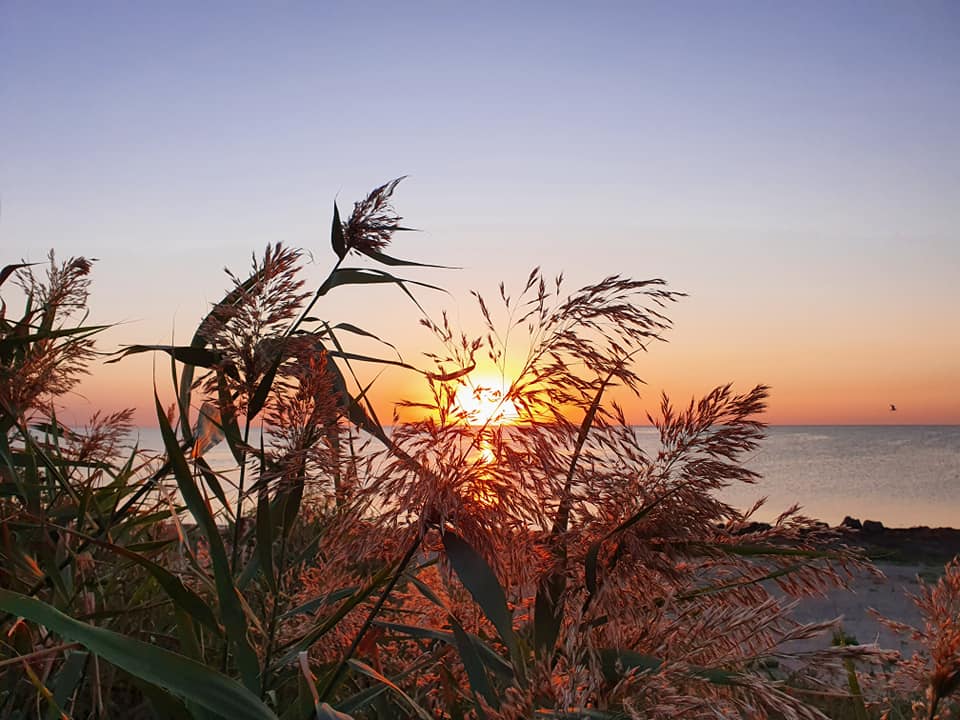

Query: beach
<box><xmin>790</xmin><ymin>521</ymin><xmax>960</xmax><ymax>656</ymax></box>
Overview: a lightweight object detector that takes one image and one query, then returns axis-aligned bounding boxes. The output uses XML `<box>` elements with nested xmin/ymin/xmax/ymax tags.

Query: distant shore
<box><xmin>768</xmin><ymin>516</ymin><xmax>960</xmax><ymax>565</ymax></box>
<box><xmin>837</xmin><ymin>518</ymin><xmax>960</xmax><ymax>565</ymax></box>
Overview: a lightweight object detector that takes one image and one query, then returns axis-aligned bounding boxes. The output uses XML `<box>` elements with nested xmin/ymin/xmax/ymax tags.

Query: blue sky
<box><xmin>2</xmin><ymin>2</ymin><xmax>958</xmax><ymax>423</ymax></box>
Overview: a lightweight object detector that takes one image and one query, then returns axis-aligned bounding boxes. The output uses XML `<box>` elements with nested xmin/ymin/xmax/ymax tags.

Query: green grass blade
<box><xmin>346</xmin><ymin>659</ymin><xmax>433</xmax><ymax>720</ymax></box>
<box><xmin>44</xmin><ymin>650</ymin><xmax>88</xmax><ymax>720</ymax></box>
<box><xmin>598</xmin><ymin>648</ymin><xmax>739</xmax><ymax>686</ymax></box>
<box><xmin>442</xmin><ymin>531</ymin><xmax>524</xmax><ymax>683</ymax></box>
<box><xmin>155</xmin><ymin>388</ymin><xmax>261</xmax><ymax>694</ymax></box>
<box><xmin>0</xmin><ymin>262</ymin><xmax>37</xmax><ymax>287</ymax></box>
<box><xmin>273</xmin><ymin>562</ymin><xmax>394</xmax><ymax>667</ymax></box>
<box><xmin>373</xmin><ymin>621</ymin><xmax>512</xmax><ymax>678</ymax></box>
<box><xmin>255</xmin><ymin>438</ymin><xmax>277</xmax><ymax>594</ymax></box>
<box><xmin>533</xmin><ymin>572</ymin><xmax>566</xmax><ymax>659</ymax></box>
<box><xmin>450</xmin><ymin>620</ymin><xmax>498</xmax><ymax>711</ymax></box>
<box><xmin>280</xmin><ymin>587</ymin><xmax>359</xmax><ymax>620</ymax></box>
<box><xmin>331</xmin><ymin>201</ymin><xmax>346</xmax><ymax>259</ymax></box>
<box><xmin>106</xmin><ymin>344</ymin><xmax>222</xmax><ymax>368</ymax></box>
<box><xmin>49</xmin><ymin>522</ymin><xmax>221</xmax><ymax>634</ymax></box>
<box><xmin>248</xmin><ymin>349</ymin><xmax>282</xmax><ymax>421</ymax></box>
<box><xmin>0</xmin><ymin>590</ymin><xmax>277</xmax><ymax>720</ymax></box>
<box><xmin>359</xmin><ymin>248</ymin><xmax>453</xmax><ymax>269</ymax></box>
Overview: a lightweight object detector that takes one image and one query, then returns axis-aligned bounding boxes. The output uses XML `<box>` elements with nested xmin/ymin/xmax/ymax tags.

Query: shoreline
<box><xmin>750</xmin><ymin>517</ymin><xmax>960</xmax><ymax>566</ymax></box>
<box><xmin>839</xmin><ymin>520</ymin><xmax>960</xmax><ymax>566</ymax></box>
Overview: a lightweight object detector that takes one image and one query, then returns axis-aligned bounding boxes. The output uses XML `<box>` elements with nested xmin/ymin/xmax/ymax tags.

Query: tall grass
<box><xmin>0</xmin><ymin>181</ymin><xmax>944</xmax><ymax>718</ymax></box>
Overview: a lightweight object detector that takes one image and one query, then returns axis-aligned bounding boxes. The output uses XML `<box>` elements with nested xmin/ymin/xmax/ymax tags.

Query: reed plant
<box><xmin>0</xmin><ymin>180</ymin><xmax>926</xmax><ymax>719</ymax></box>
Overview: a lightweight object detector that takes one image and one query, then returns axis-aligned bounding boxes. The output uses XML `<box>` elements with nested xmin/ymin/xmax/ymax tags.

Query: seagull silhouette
<box><xmin>889</xmin><ymin>404</ymin><xmax>897</xmax><ymax>412</ymax></box>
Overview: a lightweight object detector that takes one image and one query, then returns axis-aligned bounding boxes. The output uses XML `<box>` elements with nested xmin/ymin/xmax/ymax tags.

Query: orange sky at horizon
<box><xmin>55</xmin><ymin>263</ymin><xmax>958</xmax><ymax>430</ymax></box>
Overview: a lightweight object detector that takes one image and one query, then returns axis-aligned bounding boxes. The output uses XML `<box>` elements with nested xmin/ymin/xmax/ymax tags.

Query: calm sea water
<box><xmin>735</xmin><ymin>426</ymin><xmax>960</xmax><ymax>528</ymax></box>
<box><xmin>130</xmin><ymin>425</ymin><xmax>960</xmax><ymax>529</ymax></box>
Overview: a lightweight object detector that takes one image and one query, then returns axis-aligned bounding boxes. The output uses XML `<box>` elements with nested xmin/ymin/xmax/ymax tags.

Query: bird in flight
<box><xmin>889</xmin><ymin>403</ymin><xmax>897</xmax><ymax>412</ymax></box>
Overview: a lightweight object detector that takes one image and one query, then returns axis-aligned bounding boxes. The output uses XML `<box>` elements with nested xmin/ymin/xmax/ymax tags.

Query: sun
<box><xmin>453</xmin><ymin>379</ymin><xmax>519</xmax><ymax>426</ymax></box>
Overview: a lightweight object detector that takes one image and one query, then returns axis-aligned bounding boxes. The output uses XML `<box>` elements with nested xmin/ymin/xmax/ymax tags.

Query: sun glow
<box><xmin>453</xmin><ymin>379</ymin><xmax>519</xmax><ymax>426</ymax></box>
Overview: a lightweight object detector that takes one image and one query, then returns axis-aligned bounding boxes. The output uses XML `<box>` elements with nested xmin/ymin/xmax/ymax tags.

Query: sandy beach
<box><xmin>790</xmin><ymin>522</ymin><xmax>960</xmax><ymax>655</ymax></box>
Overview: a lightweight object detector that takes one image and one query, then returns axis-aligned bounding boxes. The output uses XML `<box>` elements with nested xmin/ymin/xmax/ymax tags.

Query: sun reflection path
<box><xmin>469</xmin><ymin>437</ymin><xmax>501</xmax><ymax>507</ymax></box>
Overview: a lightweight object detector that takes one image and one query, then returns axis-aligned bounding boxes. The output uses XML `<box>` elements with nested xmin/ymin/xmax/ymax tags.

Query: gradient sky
<box><xmin>2</xmin><ymin>2</ymin><xmax>958</xmax><ymax>426</ymax></box>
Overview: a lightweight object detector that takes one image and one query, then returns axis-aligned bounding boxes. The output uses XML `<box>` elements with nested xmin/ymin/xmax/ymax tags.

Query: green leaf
<box><xmin>0</xmin><ymin>262</ymin><xmax>36</xmax><ymax>287</ymax></box>
<box><xmin>450</xmin><ymin>621</ymin><xmax>498</xmax><ymax>711</ymax></box>
<box><xmin>327</xmin><ymin>322</ymin><xmax>398</xmax><ymax>352</ymax></box>
<box><xmin>347</xmin><ymin>659</ymin><xmax>433</xmax><ymax>720</ymax></box>
<box><xmin>0</xmin><ymin>324</ymin><xmax>109</xmax><ymax>355</ymax></box>
<box><xmin>248</xmin><ymin>344</ymin><xmax>283</xmax><ymax>421</ymax></box>
<box><xmin>177</xmin><ymin>265</ymin><xmax>270</xmax><ymax>437</ymax></box>
<box><xmin>325</xmin><ymin>349</ymin><xmax>417</xmax><ymax>371</ymax></box>
<box><xmin>324</xmin><ymin>358</ymin><xmax>390</xmax><ymax>447</ymax></box>
<box><xmin>317</xmin><ymin>704</ymin><xmax>353</xmax><ymax>720</ymax></box>
<box><xmin>193</xmin><ymin>456</ymin><xmax>232</xmax><ymax>520</ymax></box>
<box><xmin>583</xmin><ymin>487</ymin><xmax>679</xmax><ymax>610</ymax></box>
<box><xmin>133</xmin><ymin>677</ymin><xmax>194</xmax><ymax>720</ymax></box>
<box><xmin>360</xmin><ymin>248</ymin><xmax>453</xmax><ymax>269</ymax></box>
<box><xmin>424</xmin><ymin>363</ymin><xmax>476</xmax><ymax>382</ymax></box>
<box><xmin>215</xmin><ymin>372</ymin><xmax>248</xmax><ymax>468</ymax></box>
<box><xmin>598</xmin><ymin>648</ymin><xmax>739</xmax><ymax>686</ymax></box>
<box><xmin>319</xmin><ymin>268</ymin><xmax>442</xmax><ymax>313</ymax></box>
<box><xmin>533</xmin><ymin>572</ymin><xmax>565</xmax><ymax>660</ymax></box>
<box><xmin>336</xmin><ymin>651</ymin><xmax>437</xmax><ymax>715</ymax></box>
<box><xmin>331</xmin><ymin>202</ymin><xmax>346</xmax><ymax>259</ymax></box>
<box><xmin>155</xmin><ymin>388</ymin><xmax>261</xmax><ymax>694</ymax></box>
<box><xmin>536</xmin><ymin>368</ymin><xmax>620</xmax><ymax>656</ymax></box>
<box><xmin>336</xmin><ymin>685</ymin><xmax>390</xmax><ymax>715</ymax></box>
<box><xmin>256</xmin><ymin>441</ymin><xmax>277</xmax><ymax>594</ymax></box>
<box><xmin>373</xmin><ymin>621</ymin><xmax>512</xmax><ymax>678</ymax></box>
<box><xmin>0</xmin><ymin>590</ymin><xmax>278</xmax><ymax>720</ymax></box>
<box><xmin>106</xmin><ymin>344</ymin><xmax>223</xmax><ymax>368</ymax></box>
<box><xmin>52</xmin><ymin>523</ymin><xmax>221</xmax><ymax>634</ymax></box>
<box><xmin>281</xmin><ymin>587</ymin><xmax>359</xmax><ymax>619</ymax></box>
<box><xmin>442</xmin><ymin>531</ymin><xmax>524</xmax><ymax>683</ymax></box>
<box><xmin>45</xmin><ymin>650</ymin><xmax>88</xmax><ymax>720</ymax></box>
<box><xmin>273</xmin><ymin>562</ymin><xmax>395</xmax><ymax>668</ymax></box>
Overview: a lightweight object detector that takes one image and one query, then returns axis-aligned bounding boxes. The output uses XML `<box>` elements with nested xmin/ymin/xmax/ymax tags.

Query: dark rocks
<box><xmin>835</xmin><ymin>522</ymin><xmax>960</xmax><ymax>565</ymax></box>
<box><xmin>841</xmin><ymin>516</ymin><xmax>862</xmax><ymax>530</ymax></box>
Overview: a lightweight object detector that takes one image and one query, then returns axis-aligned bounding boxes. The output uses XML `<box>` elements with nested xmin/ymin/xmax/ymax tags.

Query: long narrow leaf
<box><xmin>442</xmin><ymin>531</ymin><xmax>524</xmax><ymax>683</ymax></box>
<box><xmin>598</xmin><ymin>648</ymin><xmax>740</xmax><ymax>686</ymax></box>
<box><xmin>256</xmin><ymin>434</ymin><xmax>276</xmax><ymax>594</ymax></box>
<box><xmin>331</xmin><ymin>202</ymin><xmax>346</xmax><ymax>259</ymax></box>
<box><xmin>450</xmin><ymin>621</ymin><xmax>498</xmax><ymax>712</ymax></box>
<box><xmin>347</xmin><ymin>659</ymin><xmax>434</xmax><ymax>720</ymax></box>
<box><xmin>155</xmin><ymin>388</ymin><xmax>261</xmax><ymax>694</ymax></box>
<box><xmin>0</xmin><ymin>590</ymin><xmax>277</xmax><ymax>720</ymax></box>
<box><xmin>0</xmin><ymin>262</ymin><xmax>36</xmax><ymax>287</ymax></box>
<box><xmin>43</xmin><ymin>522</ymin><xmax>221</xmax><ymax>634</ymax></box>
<box><xmin>106</xmin><ymin>344</ymin><xmax>222</xmax><ymax>368</ymax></box>
<box><xmin>361</xmin><ymin>248</ymin><xmax>453</xmax><ymax>269</ymax></box>
<box><xmin>373</xmin><ymin>621</ymin><xmax>512</xmax><ymax>679</ymax></box>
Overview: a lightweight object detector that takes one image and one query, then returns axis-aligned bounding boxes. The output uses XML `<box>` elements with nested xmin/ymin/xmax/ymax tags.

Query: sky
<box><xmin>2</xmin><ymin>1</ymin><xmax>958</xmax><ymax>426</ymax></box>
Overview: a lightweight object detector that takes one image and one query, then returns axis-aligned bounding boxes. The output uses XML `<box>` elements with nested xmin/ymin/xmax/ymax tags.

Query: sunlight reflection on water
<box><xmin>130</xmin><ymin>425</ymin><xmax>960</xmax><ymax>529</ymax></box>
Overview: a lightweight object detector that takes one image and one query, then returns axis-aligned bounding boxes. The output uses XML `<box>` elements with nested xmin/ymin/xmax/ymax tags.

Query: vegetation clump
<box><xmin>0</xmin><ymin>181</ymin><xmax>945</xmax><ymax>718</ymax></box>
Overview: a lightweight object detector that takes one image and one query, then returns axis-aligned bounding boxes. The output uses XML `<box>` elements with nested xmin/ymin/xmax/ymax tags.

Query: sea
<box><xmin>128</xmin><ymin>425</ymin><xmax>960</xmax><ymax>529</ymax></box>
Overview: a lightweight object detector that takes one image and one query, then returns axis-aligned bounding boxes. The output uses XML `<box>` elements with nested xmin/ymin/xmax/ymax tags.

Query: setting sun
<box><xmin>453</xmin><ymin>379</ymin><xmax>519</xmax><ymax>426</ymax></box>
